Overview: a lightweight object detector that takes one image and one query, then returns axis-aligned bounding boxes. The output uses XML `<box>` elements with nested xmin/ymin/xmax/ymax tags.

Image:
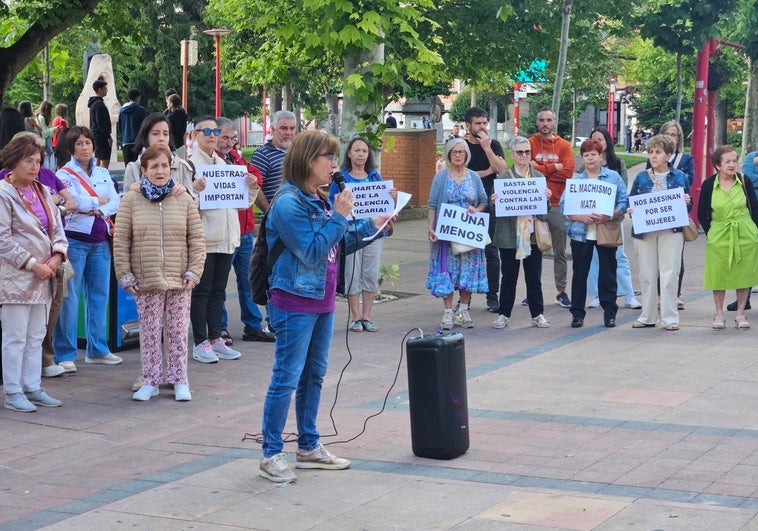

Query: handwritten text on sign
<box><xmin>197</xmin><ymin>164</ymin><xmax>249</xmax><ymax>210</ymax></box>
<box><xmin>434</xmin><ymin>204</ymin><xmax>490</xmax><ymax>249</ymax></box>
<box><xmin>562</xmin><ymin>179</ymin><xmax>616</xmax><ymax>216</ymax></box>
<box><xmin>494</xmin><ymin>177</ymin><xmax>548</xmax><ymax>217</ymax></box>
<box><xmin>629</xmin><ymin>188</ymin><xmax>688</xmax><ymax>234</ymax></box>
<box><xmin>345</xmin><ymin>180</ymin><xmax>394</xmax><ymax>219</ymax></box>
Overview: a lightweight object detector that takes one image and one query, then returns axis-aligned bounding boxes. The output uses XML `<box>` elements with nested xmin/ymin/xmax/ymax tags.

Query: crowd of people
<box><xmin>2</xmin><ymin>87</ymin><xmax>757</xmax><ymax>484</ymax></box>
<box><xmin>426</xmin><ymin>106</ymin><xmax>758</xmax><ymax>335</ymax></box>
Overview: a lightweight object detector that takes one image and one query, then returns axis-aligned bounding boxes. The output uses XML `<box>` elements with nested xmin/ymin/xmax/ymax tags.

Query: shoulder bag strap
<box><xmin>60</xmin><ymin>166</ymin><xmax>98</xmax><ymax>198</ymax></box>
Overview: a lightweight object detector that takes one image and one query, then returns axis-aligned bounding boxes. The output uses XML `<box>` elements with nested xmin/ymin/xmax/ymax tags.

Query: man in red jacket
<box><xmin>529</xmin><ymin>108</ymin><xmax>575</xmax><ymax>308</ymax></box>
<box><xmin>216</xmin><ymin>117</ymin><xmax>275</xmax><ymax>343</ymax></box>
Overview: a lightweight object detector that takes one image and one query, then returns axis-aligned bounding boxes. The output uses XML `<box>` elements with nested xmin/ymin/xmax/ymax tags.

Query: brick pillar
<box><xmin>380</xmin><ymin>129</ymin><xmax>437</xmax><ymax>208</ymax></box>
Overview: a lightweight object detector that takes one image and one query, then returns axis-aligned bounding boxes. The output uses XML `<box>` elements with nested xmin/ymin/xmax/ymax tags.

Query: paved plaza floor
<box><xmin>2</xmin><ymin>181</ymin><xmax>758</xmax><ymax>530</ymax></box>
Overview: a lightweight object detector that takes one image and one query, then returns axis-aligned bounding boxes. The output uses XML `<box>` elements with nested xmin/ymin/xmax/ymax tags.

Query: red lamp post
<box><xmin>203</xmin><ymin>28</ymin><xmax>231</xmax><ymax>117</ymax></box>
<box><xmin>607</xmin><ymin>76</ymin><xmax>616</xmax><ymax>144</ymax></box>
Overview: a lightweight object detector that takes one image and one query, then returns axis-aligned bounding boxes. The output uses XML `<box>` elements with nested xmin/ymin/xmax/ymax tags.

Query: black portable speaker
<box><xmin>405</xmin><ymin>332</ymin><xmax>469</xmax><ymax>459</ymax></box>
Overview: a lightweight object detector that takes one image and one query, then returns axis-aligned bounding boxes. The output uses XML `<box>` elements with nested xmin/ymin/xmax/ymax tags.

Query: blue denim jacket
<box><xmin>267</xmin><ymin>183</ymin><xmax>378</xmax><ymax>300</ymax></box>
<box><xmin>559</xmin><ymin>168</ymin><xmax>628</xmax><ymax>242</ymax></box>
<box><xmin>628</xmin><ymin>167</ymin><xmax>691</xmax><ymax>239</ymax></box>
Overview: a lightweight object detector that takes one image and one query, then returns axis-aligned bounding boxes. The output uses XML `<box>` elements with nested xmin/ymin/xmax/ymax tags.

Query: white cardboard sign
<box><xmin>562</xmin><ymin>179</ymin><xmax>616</xmax><ymax>216</ymax></box>
<box><xmin>346</xmin><ymin>180</ymin><xmax>394</xmax><ymax>219</ymax></box>
<box><xmin>197</xmin><ymin>164</ymin><xmax>249</xmax><ymax>210</ymax></box>
<box><xmin>493</xmin><ymin>177</ymin><xmax>548</xmax><ymax>217</ymax></box>
<box><xmin>629</xmin><ymin>188</ymin><xmax>689</xmax><ymax>234</ymax></box>
<box><xmin>434</xmin><ymin>203</ymin><xmax>489</xmax><ymax>249</ymax></box>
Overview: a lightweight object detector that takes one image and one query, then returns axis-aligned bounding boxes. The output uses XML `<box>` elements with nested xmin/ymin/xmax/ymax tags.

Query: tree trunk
<box><xmin>714</xmin><ymin>97</ymin><xmax>728</xmax><ymax>147</ymax></box>
<box><xmin>0</xmin><ymin>0</ymin><xmax>101</xmax><ymax>105</ymax></box>
<box><xmin>489</xmin><ymin>95</ymin><xmax>498</xmax><ymax>141</ymax></box>
<box><xmin>281</xmin><ymin>83</ymin><xmax>292</xmax><ymax>111</ymax></box>
<box><xmin>341</xmin><ymin>41</ymin><xmax>384</xmax><ymax>163</ymax></box>
<box><xmin>470</xmin><ymin>88</ymin><xmax>477</xmax><ymax>107</ymax></box>
<box><xmin>323</xmin><ymin>83</ymin><xmax>339</xmax><ymax>135</ymax></box>
<box><xmin>675</xmin><ymin>52</ymin><xmax>683</xmax><ymax>124</ymax></box>
<box><xmin>742</xmin><ymin>59</ymin><xmax>758</xmax><ymax>159</ymax></box>
<box><xmin>552</xmin><ymin>0</ymin><xmax>573</xmax><ymax>122</ymax></box>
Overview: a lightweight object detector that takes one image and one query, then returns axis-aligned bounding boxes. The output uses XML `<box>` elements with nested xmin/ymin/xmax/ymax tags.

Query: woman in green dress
<box><xmin>697</xmin><ymin>145</ymin><xmax>758</xmax><ymax>330</ymax></box>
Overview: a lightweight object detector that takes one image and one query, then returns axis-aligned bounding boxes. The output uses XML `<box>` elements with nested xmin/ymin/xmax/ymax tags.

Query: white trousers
<box><xmin>2</xmin><ymin>303</ymin><xmax>47</xmax><ymax>395</ymax></box>
<box><xmin>634</xmin><ymin>230</ymin><xmax>684</xmax><ymax>326</ymax></box>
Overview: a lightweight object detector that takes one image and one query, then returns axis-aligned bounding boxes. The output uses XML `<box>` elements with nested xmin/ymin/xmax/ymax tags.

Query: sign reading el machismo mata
<box><xmin>562</xmin><ymin>179</ymin><xmax>616</xmax><ymax>217</ymax></box>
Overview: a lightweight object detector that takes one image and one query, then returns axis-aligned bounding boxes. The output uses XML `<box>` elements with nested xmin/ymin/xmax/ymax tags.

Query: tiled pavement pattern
<box><xmin>2</xmin><ymin>167</ymin><xmax>758</xmax><ymax>530</ymax></box>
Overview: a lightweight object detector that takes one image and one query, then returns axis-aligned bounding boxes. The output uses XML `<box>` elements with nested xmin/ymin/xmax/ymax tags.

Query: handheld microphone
<box><xmin>331</xmin><ymin>172</ymin><xmax>354</xmax><ymax>219</ymax></box>
<box><xmin>332</xmin><ymin>171</ymin><xmax>346</xmax><ymax>191</ymax></box>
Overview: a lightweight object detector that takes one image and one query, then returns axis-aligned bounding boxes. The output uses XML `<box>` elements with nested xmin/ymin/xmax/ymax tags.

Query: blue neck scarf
<box><xmin>139</xmin><ymin>174</ymin><xmax>174</xmax><ymax>202</ymax></box>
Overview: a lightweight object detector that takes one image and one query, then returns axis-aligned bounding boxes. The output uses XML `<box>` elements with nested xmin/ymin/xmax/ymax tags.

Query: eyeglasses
<box><xmin>200</xmin><ymin>128</ymin><xmax>222</xmax><ymax>136</ymax></box>
<box><xmin>319</xmin><ymin>153</ymin><xmax>339</xmax><ymax>162</ymax></box>
<box><xmin>449</xmin><ymin>150</ymin><xmax>467</xmax><ymax>156</ymax></box>
<box><xmin>20</xmin><ymin>157</ymin><xmax>42</xmax><ymax>167</ymax></box>
<box><xmin>514</xmin><ymin>150</ymin><xmax>531</xmax><ymax>156</ymax></box>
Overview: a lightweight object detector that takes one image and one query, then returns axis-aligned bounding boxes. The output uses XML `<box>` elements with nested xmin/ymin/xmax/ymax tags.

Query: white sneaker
<box><xmin>192</xmin><ymin>340</ymin><xmax>219</xmax><ymax>363</ymax></box>
<box><xmin>211</xmin><ymin>339</ymin><xmax>241</xmax><ymax>360</ymax></box>
<box><xmin>531</xmin><ymin>314</ymin><xmax>551</xmax><ymax>328</ymax></box>
<box><xmin>57</xmin><ymin>361</ymin><xmax>77</xmax><ymax>373</ymax></box>
<box><xmin>454</xmin><ymin>309</ymin><xmax>474</xmax><ymax>328</ymax></box>
<box><xmin>85</xmin><ymin>353</ymin><xmax>123</xmax><ymax>365</ymax></box>
<box><xmin>132</xmin><ymin>385</ymin><xmax>158</xmax><ymax>401</ymax></box>
<box><xmin>588</xmin><ymin>297</ymin><xmax>600</xmax><ymax>308</ymax></box>
<box><xmin>491</xmin><ymin>315</ymin><xmax>509</xmax><ymax>329</ymax></box>
<box><xmin>174</xmin><ymin>383</ymin><xmax>192</xmax><ymax>401</ymax></box>
<box><xmin>440</xmin><ymin>311</ymin><xmax>454</xmax><ymax>330</ymax></box>
<box><xmin>42</xmin><ymin>365</ymin><xmax>65</xmax><ymax>378</ymax></box>
<box><xmin>624</xmin><ymin>295</ymin><xmax>642</xmax><ymax>309</ymax></box>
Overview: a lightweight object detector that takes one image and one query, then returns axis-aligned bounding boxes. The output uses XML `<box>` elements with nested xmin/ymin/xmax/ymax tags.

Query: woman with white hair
<box><xmin>426</xmin><ymin>138</ymin><xmax>489</xmax><ymax>330</ymax></box>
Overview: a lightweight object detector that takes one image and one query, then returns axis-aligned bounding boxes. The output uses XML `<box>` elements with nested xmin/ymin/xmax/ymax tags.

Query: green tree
<box><xmin>0</xmin><ymin>0</ymin><xmax>102</xmax><ymax>106</ymax></box>
<box><xmin>636</xmin><ymin>0</ymin><xmax>737</xmax><ymax>124</ymax></box>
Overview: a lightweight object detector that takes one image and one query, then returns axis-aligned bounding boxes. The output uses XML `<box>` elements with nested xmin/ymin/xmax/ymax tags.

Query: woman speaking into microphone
<box><xmin>258</xmin><ymin>131</ymin><xmax>394</xmax><ymax>483</ymax></box>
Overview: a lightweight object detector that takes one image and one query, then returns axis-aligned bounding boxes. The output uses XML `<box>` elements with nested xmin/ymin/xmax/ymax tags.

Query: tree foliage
<box><xmin>0</xmin><ymin>0</ymin><xmax>101</xmax><ymax>106</ymax></box>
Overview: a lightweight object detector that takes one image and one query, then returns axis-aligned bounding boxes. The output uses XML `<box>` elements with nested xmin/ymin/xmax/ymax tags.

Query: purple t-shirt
<box><xmin>0</xmin><ymin>167</ymin><xmax>64</xmax><ymax>195</ymax></box>
<box><xmin>270</xmin><ymin>243</ymin><xmax>339</xmax><ymax>314</ymax></box>
<box><xmin>0</xmin><ymin>167</ymin><xmax>61</xmax><ymax>230</ymax></box>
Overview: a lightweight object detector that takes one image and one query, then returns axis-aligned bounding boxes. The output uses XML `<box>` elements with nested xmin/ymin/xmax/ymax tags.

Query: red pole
<box><xmin>607</xmin><ymin>77</ymin><xmax>616</xmax><ymax>143</ymax></box>
<box><xmin>513</xmin><ymin>82</ymin><xmax>522</xmax><ymax>136</ymax></box>
<box><xmin>690</xmin><ymin>40</ymin><xmax>710</xmax><ymax>223</ymax></box>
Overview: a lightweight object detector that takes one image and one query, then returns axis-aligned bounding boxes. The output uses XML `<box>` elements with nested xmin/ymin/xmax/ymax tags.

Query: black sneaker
<box><xmin>521</xmin><ymin>298</ymin><xmax>528</xmax><ymax>306</ymax></box>
<box><xmin>242</xmin><ymin>328</ymin><xmax>276</xmax><ymax>342</ymax></box>
<box><xmin>555</xmin><ymin>292</ymin><xmax>571</xmax><ymax>308</ymax></box>
<box><xmin>570</xmin><ymin>316</ymin><xmax>584</xmax><ymax>328</ymax></box>
<box><xmin>486</xmin><ymin>297</ymin><xmax>499</xmax><ymax>313</ymax></box>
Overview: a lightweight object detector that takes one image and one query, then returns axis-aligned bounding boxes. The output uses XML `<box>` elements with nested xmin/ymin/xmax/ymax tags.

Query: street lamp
<box><xmin>203</xmin><ymin>28</ymin><xmax>231</xmax><ymax>117</ymax></box>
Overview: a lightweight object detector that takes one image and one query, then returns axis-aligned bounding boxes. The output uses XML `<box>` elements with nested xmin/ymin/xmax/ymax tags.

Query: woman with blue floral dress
<box><xmin>426</xmin><ymin>138</ymin><xmax>489</xmax><ymax>329</ymax></box>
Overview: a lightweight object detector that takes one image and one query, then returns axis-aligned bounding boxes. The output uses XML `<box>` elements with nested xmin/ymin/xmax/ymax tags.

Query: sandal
<box><xmin>735</xmin><ymin>315</ymin><xmax>751</xmax><ymax>330</ymax></box>
<box><xmin>362</xmin><ymin>319</ymin><xmax>378</xmax><ymax>332</ymax></box>
<box><xmin>664</xmin><ymin>323</ymin><xmax>680</xmax><ymax>331</ymax></box>
<box><xmin>349</xmin><ymin>320</ymin><xmax>363</xmax><ymax>332</ymax></box>
<box><xmin>632</xmin><ymin>320</ymin><xmax>655</xmax><ymax>328</ymax></box>
<box><xmin>220</xmin><ymin>329</ymin><xmax>234</xmax><ymax>346</ymax></box>
<box><xmin>712</xmin><ymin>316</ymin><xmax>726</xmax><ymax>330</ymax></box>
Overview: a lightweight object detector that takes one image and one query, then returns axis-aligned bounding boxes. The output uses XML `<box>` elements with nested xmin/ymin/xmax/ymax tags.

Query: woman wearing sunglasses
<box><xmin>188</xmin><ymin>117</ymin><xmax>257</xmax><ymax>364</ymax></box>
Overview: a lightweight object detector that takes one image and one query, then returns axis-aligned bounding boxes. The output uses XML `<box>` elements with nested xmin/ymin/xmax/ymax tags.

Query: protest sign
<box><xmin>628</xmin><ymin>187</ymin><xmax>688</xmax><ymax>234</ymax></box>
<box><xmin>197</xmin><ymin>165</ymin><xmax>249</xmax><ymax>210</ymax></box>
<box><xmin>434</xmin><ymin>204</ymin><xmax>489</xmax><ymax>249</ymax></box>
<box><xmin>493</xmin><ymin>176</ymin><xmax>548</xmax><ymax>217</ymax></box>
<box><xmin>562</xmin><ymin>179</ymin><xmax>616</xmax><ymax>216</ymax></box>
<box><xmin>346</xmin><ymin>179</ymin><xmax>394</xmax><ymax>219</ymax></box>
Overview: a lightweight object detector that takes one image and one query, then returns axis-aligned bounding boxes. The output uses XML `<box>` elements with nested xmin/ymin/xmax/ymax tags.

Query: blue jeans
<box><xmin>261</xmin><ymin>304</ymin><xmax>334</xmax><ymax>456</ymax></box>
<box><xmin>221</xmin><ymin>232</ymin><xmax>264</xmax><ymax>331</ymax></box>
<box><xmin>53</xmin><ymin>239</ymin><xmax>111</xmax><ymax>361</ymax></box>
